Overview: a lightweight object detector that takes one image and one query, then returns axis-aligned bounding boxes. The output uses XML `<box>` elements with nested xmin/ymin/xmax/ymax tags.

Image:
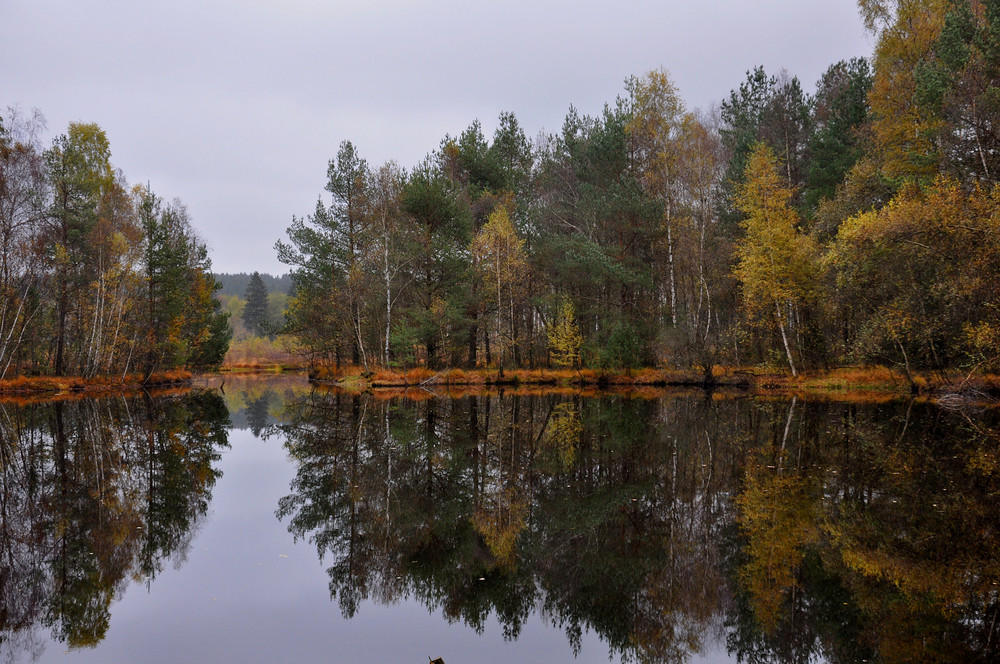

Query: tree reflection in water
<box><xmin>730</xmin><ymin>399</ymin><xmax>1000</xmax><ymax>664</ymax></box>
<box><xmin>276</xmin><ymin>388</ymin><xmax>1000</xmax><ymax>663</ymax></box>
<box><xmin>0</xmin><ymin>390</ymin><xmax>229</xmax><ymax>658</ymax></box>
<box><xmin>276</xmin><ymin>389</ymin><xmax>741</xmax><ymax>660</ymax></box>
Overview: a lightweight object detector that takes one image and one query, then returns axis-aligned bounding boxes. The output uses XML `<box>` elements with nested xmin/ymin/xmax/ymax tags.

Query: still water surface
<box><xmin>1</xmin><ymin>375</ymin><xmax>998</xmax><ymax>663</ymax></box>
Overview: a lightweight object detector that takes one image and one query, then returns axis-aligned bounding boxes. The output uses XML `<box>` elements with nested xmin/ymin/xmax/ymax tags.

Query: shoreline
<box><xmin>0</xmin><ymin>371</ymin><xmax>195</xmax><ymax>400</ymax></box>
<box><xmin>306</xmin><ymin>365</ymin><xmax>1000</xmax><ymax>402</ymax></box>
<box><xmin>4</xmin><ymin>365</ymin><xmax>998</xmax><ymax>406</ymax></box>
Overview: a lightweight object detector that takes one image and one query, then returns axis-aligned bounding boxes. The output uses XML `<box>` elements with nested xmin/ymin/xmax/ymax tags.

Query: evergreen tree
<box><xmin>140</xmin><ymin>192</ymin><xmax>229</xmax><ymax>374</ymax></box>
<box><xmin>719</xmin><ymin>67</ymin><xmax>777</xmax><ymax>224</ymax></box>
<box><xmin>242</xmin><ymin>271</ymin><xmax>269</xmax><ymax>336</ymax></box>
<box><xmin>804</xmin><ymin>58</ymin><xmax>872</xmax><ymax>218</ymax></box>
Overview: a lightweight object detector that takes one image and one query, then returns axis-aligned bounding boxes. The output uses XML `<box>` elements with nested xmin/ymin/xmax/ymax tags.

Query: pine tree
<box><xmin>242</xmin><ymin>271</ymin><xmax>269</xmax><ymax>336</ymax></box>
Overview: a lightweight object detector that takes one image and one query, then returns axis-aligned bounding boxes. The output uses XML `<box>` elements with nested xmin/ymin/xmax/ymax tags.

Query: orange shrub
<box><xmin>371</xmin><ymin>369</ymin><xmax>406</xmax><ymax>385</ymax></box>
<box><xmin>443</xmin><ymin>369</ymin><xmax>469</xmax><ymax>384</ymax></box>
<box><xmin>632</xmin><ymin>368</ymin><xmax>666</xmax><ymax>384</ymax></box>
<box><xmin>404</xmin><ymin>367</ymin><xmax>434</xmax><ymax>384</ymax></box>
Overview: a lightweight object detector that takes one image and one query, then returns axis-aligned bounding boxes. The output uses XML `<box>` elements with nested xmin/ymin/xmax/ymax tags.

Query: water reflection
<box><xmin>0</xmin><ymin>390</ymin><xmax>229</xmax><ymax>659</ymax></box>
<box><xmin>4</xmin><ymin>379</ymin><xmax>997</xmax><ymax>663</ymax></box>
<box><xmin>729</xmin><ymin>399</ymin><xmax>1000</xmax><ymax>664</ymax></box>
<box><xmin>217</xmin><ymin>373</ymin><xmax>307</xmax><ymax>434</ymax></box>
<box><xmin>274</xmin><ymin>389</ymin><xmax>742</xmax><ymax>660</ymax></box>
<box><xmin>275</xmin><ymin>388</ymin><xmax>1000</xmax><ymax>663</ymax></box>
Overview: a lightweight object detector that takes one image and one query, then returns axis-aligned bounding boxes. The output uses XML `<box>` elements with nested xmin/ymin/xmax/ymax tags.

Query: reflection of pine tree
<box><xmin>273</xmin><ymin>389</ymin><xmax>1000</xmax><ymax>664</ymax></box>
<box><xmin>245</xmin><ymin>393</ymin><xmax>272</xmax><ymax>437</ymax></box>
<box><xmin>274</xmin><ymin>391</ymin><xmax>740</xmax><ymax>655</ymax></box>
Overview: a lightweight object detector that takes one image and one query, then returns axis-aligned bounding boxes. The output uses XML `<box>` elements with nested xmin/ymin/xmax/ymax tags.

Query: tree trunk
<box><xmin>775</xmin><ymin>300</ymin><xmax>797</xmax><ymax>377</ymax></box>
<box><xmin>467</xmin><ymin>315</ymin><xmax>478</xmax><ymax>368</ymax></box>
<box><xmin>667</xmin><ymin>211</ymin><xmax>677</xmax><ymax>327</ymax></box>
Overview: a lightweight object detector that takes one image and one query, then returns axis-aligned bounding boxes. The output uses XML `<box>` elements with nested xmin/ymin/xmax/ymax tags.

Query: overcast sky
<box><xmin>1</xmin><ymin>0</ymin><xmax>872</xmax><ymax>275</ymax></box>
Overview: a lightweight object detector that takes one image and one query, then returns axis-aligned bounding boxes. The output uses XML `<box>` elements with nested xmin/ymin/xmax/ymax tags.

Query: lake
<box><xmin>1</xmin><ymin>375</ymin><xmax>998</xmax><ymax>663</ymax></box>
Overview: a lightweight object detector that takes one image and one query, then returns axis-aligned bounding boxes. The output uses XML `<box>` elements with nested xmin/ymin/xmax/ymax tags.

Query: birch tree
<box><xmin>0</xmin><ymin>107</ymin><xmax>48</xmax><ymax>378</ymax></box>
<box><xmin>735</xmin><ymin>144</ymin><xmax>818</xmax><ymax>376</ymax></box>
<box><xmin>45</xmin><ymin>123</ymin><xmax>115</xmax><ymax>375</ymax></box>
<box><xmin>627</xmin><ymin>68</ymin><xmax>685</xmax><ymax>327</ymax></box>
<box><xmin>367</xmin><ymin>161</ymin><xmax>409</xmax><ymax>367</ymax></box>
<box><xmin>472</xmin><ymin>204</ymin><xmax>528</xmax><ymax>376</ymax></box>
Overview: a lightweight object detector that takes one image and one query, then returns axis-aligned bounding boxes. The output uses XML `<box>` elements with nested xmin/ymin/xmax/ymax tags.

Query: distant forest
<box><xmin>214</xmin><ymin>272</ymin><xmax>292</xmax><ymax>298</ymax></box>
<box><xmin>277</xmin><ymin>1</ymin><xmax>1000</xmax><ymax>382</ymax></box>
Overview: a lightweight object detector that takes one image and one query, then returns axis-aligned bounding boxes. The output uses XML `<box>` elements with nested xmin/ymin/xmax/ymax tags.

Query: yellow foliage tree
<box><xmin>864</xmin><ymin>0</ymin><xmax>948</xmax><ymax>183</ymax></box>
<box><xmin>627</xmin><ymin>67</ymin><xmax>686</xmax><ymax>325</ymax></box>
<box><xmin>829</xmin><ymin>176</ymin><xmax>1000</xmax><ymax>377</ymax></box>
<box><xmin>471</xmin><ymin>204</ymin><xmax>528</xmax><ymax>375</ymax></box>
<box><xmin>547</xmin><ymin>298</ymin><xmax>583</xmax><ymax>368</ymax></box>
<box><xmin>735</xmin><ymin>144</ymin><xmax>818</xmax><ymax>376</ymax></box>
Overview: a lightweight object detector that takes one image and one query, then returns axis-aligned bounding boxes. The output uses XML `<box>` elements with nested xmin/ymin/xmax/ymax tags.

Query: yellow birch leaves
<box><xmin>735</xmin><ymin>144</ymin><xmax>818</xmax><ymax>374</ymax></box>
<box><xmin>471</xmin><ymin>204</ymin><xmax>529</xmax><ymax>369</ymax></box>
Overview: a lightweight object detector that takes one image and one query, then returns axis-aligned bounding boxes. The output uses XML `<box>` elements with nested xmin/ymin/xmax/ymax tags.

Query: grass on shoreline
<box><xmin>0</xmin><ymin>370</ymin><xmax>194</xmax><ymax>399</ymax></box>
<box><xmin>306</xmin><ymin>364</ymin><xmax>1000</xmax><ymax>401</ymax></box>
<box><xmin>222</xmin><ymin>335</ymin><xmax>304</xmax><ymax>372</ymax></box>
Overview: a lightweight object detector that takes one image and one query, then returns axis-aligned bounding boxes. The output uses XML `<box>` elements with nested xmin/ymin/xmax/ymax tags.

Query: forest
<box><xmin>0</xmin><ymin>113</ymin><xmax>230</xmax><ymax>380</ymax></box>
<box><xmin>276</xmin><ymin>0</ymin><xmax>1000</xmax><ymax>385</ymax></box>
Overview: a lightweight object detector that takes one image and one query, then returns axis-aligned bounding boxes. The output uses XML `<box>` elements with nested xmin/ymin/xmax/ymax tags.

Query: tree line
<box><xmin>278</xmin><ymin>1</ymin><xmax>1000</xmax><ymax>383</ymax></box>
<box><xmin>214</xmin><ymin>271</ymin><xmax>292</xmax><ymax>298</ymax></box>
<box><xmin>0</xmin><ymin>110</ymin><xmax>230</xmax><ymax>379</ymax></box>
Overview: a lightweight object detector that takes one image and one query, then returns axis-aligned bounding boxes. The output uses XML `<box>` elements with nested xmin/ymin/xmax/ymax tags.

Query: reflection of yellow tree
<box><xmin>736</xmin><ymin>464</ymin><xmax>820</xmax><ymax>633</ymax></box>
<box><xmin>822</xmin><ymin>423</ymin><xmax>1000</xmax><ymax>664</ymax></box>
<box><xmin>544</xmin><ymin>401</ymin><xmax>582</xmax><ymax>470</ymax></box>
<box><xmin>471</xmin><ymin>394</ymin><xmax>532</xmax><ymax>571</ymax></box>
<box><xmin>472</xmin><ymin>486</ymin><xmax>528</xmax><ymax>571</ymax></box>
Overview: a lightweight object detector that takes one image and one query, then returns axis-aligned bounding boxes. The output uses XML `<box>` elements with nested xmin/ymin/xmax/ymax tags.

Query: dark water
<box><xmin>2</xmin><ymin>377</ymin><xmax>999</xmax><ymax>663</ymax></box>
